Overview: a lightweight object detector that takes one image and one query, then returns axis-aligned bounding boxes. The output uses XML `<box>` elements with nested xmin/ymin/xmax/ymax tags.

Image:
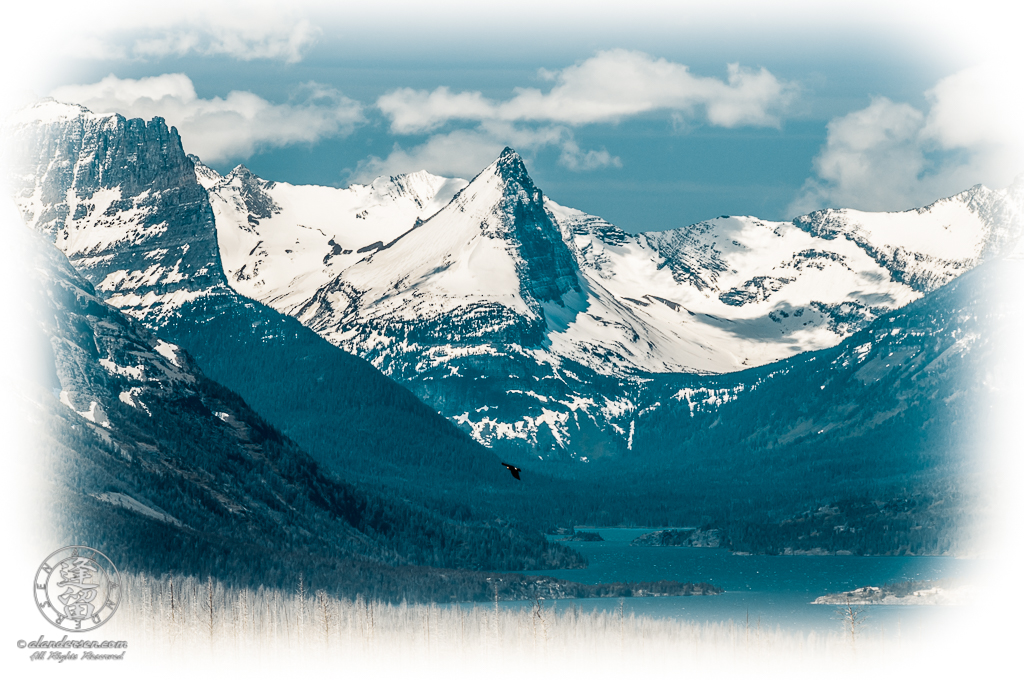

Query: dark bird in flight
<box><xmin>501</xmin><ymin>462</ymin><xmax>521</xmax><ymax>480</ymax></box>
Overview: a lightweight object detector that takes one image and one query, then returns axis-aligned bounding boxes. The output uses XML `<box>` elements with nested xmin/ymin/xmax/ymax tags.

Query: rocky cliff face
<box><xmin>6</xmin><ymin>100</ymin><xmax>228</xmax><ymax>319</ymax></box>
<box><xmin>485</xmin><ymin>147</ymin><xmax>581</xmax><ymax>304</ymax></box>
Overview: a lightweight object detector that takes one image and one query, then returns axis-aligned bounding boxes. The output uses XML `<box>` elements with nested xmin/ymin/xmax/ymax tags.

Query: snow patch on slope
<box><xmin>93</xmin><ymin>492</ymin><xmax>184</xmax><ymax>527</ymax></box>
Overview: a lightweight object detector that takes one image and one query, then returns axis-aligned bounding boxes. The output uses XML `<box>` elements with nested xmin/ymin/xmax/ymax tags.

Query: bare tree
<box><xmin>837</xmin><ymin>598</ymin><xmax>866</xmax><ymax>650</ymax></box>
<box><xmin>297</xmin><ymin>574</ymin><xmax>307</xmax><ymax>639</ymax></box>
<box><xmin>530</xmin><ymin>592</ymin><xmax>548</xmax><ymax>650</ymax></box>
<box><xmin>316</xmin><ymin>589</ymin><xmax>332</xmax><ymax>645</ymax></box>
<box><xmin>204</xmin><ymin>576</ymin><xmax>215</xmax><ymax>645</ymax></box>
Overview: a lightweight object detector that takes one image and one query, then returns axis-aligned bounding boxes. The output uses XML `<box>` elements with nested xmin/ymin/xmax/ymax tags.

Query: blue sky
<box><xmin>8</xmin><ymin>1</ymin><xmax>1023</xmax><ymax>232</ymax></box>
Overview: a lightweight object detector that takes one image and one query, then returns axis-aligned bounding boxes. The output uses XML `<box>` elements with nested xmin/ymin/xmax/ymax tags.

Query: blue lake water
<box><xmin>513</xmin><ymin>527</ymin><xmax>978</xmax><ymax>635</ymax></box>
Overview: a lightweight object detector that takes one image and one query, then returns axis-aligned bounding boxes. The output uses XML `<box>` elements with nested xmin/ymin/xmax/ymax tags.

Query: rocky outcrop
<box><xmin>223</xmin><ymin>164</ymin><xmax>280</xmax><ymax>223</ymax></box>
<box><xmin>7</xmin><ymin>100</ymin><xmax>228</xmax><ymax>319</ymax></box>
<box><xmin>488</xmin><ymin>147</ymin><xmax>581</xmax><ymax>303</ymax></box>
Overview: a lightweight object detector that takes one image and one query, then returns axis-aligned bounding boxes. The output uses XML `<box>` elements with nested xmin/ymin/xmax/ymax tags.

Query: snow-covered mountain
<box><xmin>201</xmin><ymin>146</ymin><xmax>1024</xmax><ymax>458</ymax></box>
<box><xmin>204</xmin><ymin>147</ymin><xmax>1023</xmax><ymax>379</ymax></box>
<box><xmin>619</xmin><ymin>254</ymin><xmax>1020</xmax><ymax>557</ymax></box>
<box><xmin>8</xmin><ymin>101</ymin><xmax>1024</xmax><ymax>461</ymax></box>
<box><xmin>551</xmin><ymin>184</ymin><xmax>1023</xmax><ymax>373</ymax></box>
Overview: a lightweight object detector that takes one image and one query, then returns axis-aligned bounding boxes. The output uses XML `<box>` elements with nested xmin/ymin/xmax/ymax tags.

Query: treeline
<box><xmin>144</xmin><ymin>259</ymin><xmax>1000</xmax><ymax>561</ymax></box>
<box><xmin>155</xmin><ymin>294</ymin><xmax>670</xmax><ymax>535</ymax></box>
<box><xmin>715</xmin><ymin>491</ymin><xmax>973</xmax><ymax>556</ymax></box>
<box><xmin>37</xmin><ymin>380</ymin><xmax>585</xmax><ymax>578</ymax></box>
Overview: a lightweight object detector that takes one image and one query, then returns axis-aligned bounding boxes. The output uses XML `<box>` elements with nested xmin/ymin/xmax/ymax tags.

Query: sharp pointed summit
<box><xmin>445</xmin><ymin>147</ymin><xmax>580</xmax><ymax>303</ymax></box>
<box><xmin>492</xmin><ymin>146</ymin><xmax>534</xmax><ymax>186</ymax></box>
<box><xmin>227</xmin><ymin>164</ymin><xmax>263</xmax><ymax>183</ymax></box>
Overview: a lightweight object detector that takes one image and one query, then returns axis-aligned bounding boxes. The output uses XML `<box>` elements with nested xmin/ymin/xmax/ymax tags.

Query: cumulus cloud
<box><xmin>364</xmin><ymin>50</ymin><xmax>787</xmax><ymax>179</ymax></box>
<box><xmin>32</xmin><ymin>2</ymin><xmax>321</xmax><ymax>63</ymax></box>
<box><xmin>377</xmin><ymin>50</ymin><xmax>795</xmax><ymax>134</ymax></box>
<box><xmin>349</xmin><ymin>122</ymin><xmax>618</xmax><ymax>183</ymax></box>
<box><xmin>129</xmin><ymin>19</ymin><xmax>320</xmax><ymax>63</ymax></box>
<box><xmin>49</xmin><ymin>74</ymin><xmax>363</xmax><ymax>164</ymax></box>
<box><xmin>791</xmin><ymin>63</ymin><xmax>1024</xmax><ymax>215</ymax></box>
<box><xmin>789</xmin><ymin>97</ymin><xmax>928</xmax><ymax>214</ymax></box>
<box><xmin>379</xmin><ymin>87</ymin><xmax>496</xmax><ymax>135</ymax></box>
<box><xmin>559</xmin><ymin>140</ymin><xmax>623</xmax><ymax>171</ymax></box>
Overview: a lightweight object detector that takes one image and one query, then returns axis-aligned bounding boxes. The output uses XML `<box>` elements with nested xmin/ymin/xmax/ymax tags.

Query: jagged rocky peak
<box><xmin>493</xmin><ymin>146</ymin><xmax>534</xmax><ymax>186</ymax></box>
<box><xmin>227</xmin><ymin>164</ymin><xmax>264</xmax><ymax>183</ymax></box>
<box><xmin>226</xmin><ymin>163</ymin><xmax>276</xmax><ymax>194</ymax></box>
<box><xmin>10</xmin><ymin>102</ymin><xmax>204</xmax><ymax>219</ymax></box>
<box><xmin>9</xmin><ymin>103</ymin><xmax>202</xmax><ymax>221</ymax></box>
<box><xmin>464</xmin><ymin>147</ymin><xmax>581</xmax><ymax>303</ymax></box>
<box><xmin>225</xmin><ymin>165</ymin><xmax>279</xmax><ymax>220</ymax></box>
<box><xmin>189</xmin><ymin>154</ymin><xmax>222</xmax><ymax>189</ymax></box>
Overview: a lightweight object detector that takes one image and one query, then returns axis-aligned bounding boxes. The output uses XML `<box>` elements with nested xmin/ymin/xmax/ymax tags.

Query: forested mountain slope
<box><xmin>19</xmin><ymin>228</ymin><xmax>583</xmax><ymax>599</ymax></box>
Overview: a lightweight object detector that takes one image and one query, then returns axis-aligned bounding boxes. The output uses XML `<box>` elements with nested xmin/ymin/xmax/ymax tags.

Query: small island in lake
<box><xmin>564</xmin><ymin>531</ymin><xmax>605</xmax><ymax>542</ymax></box>
<box><xmin>812</xmin><ymin>579</ymin><xmax>973</xmax><ymax>605</ymax></box>
<box><xmin>631</xmin><ymin>529</ymin><xmax>721</xmax><ymax>548</ymax></box>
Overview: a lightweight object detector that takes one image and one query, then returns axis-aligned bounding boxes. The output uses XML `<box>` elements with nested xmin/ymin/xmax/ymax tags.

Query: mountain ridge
<box><xmin>9</xmin><ymin>100</ymin><xmax>1021</xmax><ymax>462</ymax></box>
<box><xmin>201</xmin><ymin>144</ymin><xmax>1022</xmax><ymax>458</ymax></box>
<box><xmin>6</xmin><ymin>99</ymin><xmax>1009</xmax><ymax>559</ymax></box>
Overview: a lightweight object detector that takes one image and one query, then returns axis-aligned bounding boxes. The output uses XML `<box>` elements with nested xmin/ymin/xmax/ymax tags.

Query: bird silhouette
<box><xmin>501</xmin><ymin>462</ymin><xmax>521</xmax><ymax>480</ymax></box>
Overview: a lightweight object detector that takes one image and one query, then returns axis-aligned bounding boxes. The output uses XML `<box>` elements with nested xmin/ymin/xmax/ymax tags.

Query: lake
<box><xmin>512</xmin><ymin>527</ymin><xmax>978</xmax><ymax>636</ymax></box>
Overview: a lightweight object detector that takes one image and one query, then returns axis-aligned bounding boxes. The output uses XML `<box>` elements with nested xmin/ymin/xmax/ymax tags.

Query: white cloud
<box><xmin>559</xmin><ymin>140</ymin><xmax>622</xmax><ymax>172</ymax></box>
<box><xmin>790</xmin><ymin>97</ymin><xmax>928</xmax><ymax>214</ymax></box>
<box><xmin>791</xmin><ymin>63</ymin><xmax>1024</xmax><ymax>215</ymax></box>
<box><xmin>128</xmin><ymin>18</ymin><xmax>320</xmax><ymax>63</ymax></box>
<box><xmin>366</xmin><ymin>49</ymin><xmax>784</xmax><ymax>180</ymax></box>
<box><xmin>377</xmin><ymin>50</ymin><xmax>795</xmax><ymax>133</ymax></box>
<box><xmin>23</xmin><ymin>2</ymin><xmax>322</xmax><ymax>63</ymax></box>
<box><xmin>49</xmin><ymin>74</ymin><xmax>363</xmax><ymax>164</ymax></box>
<box><xmin>349</xmin><ymin>122</ymin><xmax>618</xmax><ymax>183</ymax></box>
<box><xmin>378</xmin><ymin>87</ymin><xmax>496</xmax><ymax>135</ymax></box>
